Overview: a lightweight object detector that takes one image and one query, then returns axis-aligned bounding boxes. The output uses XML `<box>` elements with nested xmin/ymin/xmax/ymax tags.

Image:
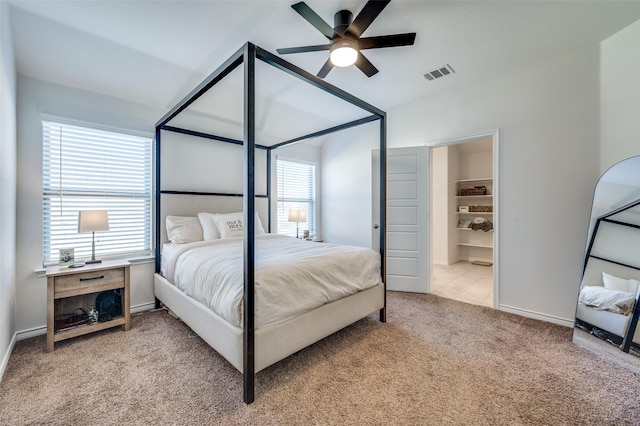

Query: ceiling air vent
<box><xmin>424</xmin><ymin>64</ymin><xmax>455</xmax><ymax>81</ymax></box>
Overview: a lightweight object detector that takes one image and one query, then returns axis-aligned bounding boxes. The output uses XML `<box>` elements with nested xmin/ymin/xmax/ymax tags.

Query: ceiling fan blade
<box><xmin>317</xmin><ymin>58</ymin><xmax>334</xmax><ymax>78</ymax></box>
<box><xmin>345</xmin><ymin>0</ymin><xmax>391</xmax><ymax>37</ymax></box>
<box><xmin>358</xmin><ymin>33</ymin><xmax>417</xmax><ymax>50</ymax></box>
<box><xmin>291</xmin><ymin>2</ymin><xmax>335</xmax><ymax>39</ymax></box>
<box><xmin>277</xmin><ymin>44</ymin><xmax>330</xmax><ymax>55</ymax></box>
<box><xmin>355</xmin><ymin>53</ymin><xmax>379</xmax><ymax>77</ymax></box>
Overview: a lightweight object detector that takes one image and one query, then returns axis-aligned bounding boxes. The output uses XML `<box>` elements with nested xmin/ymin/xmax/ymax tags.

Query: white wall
<box><xmin>321</xmin><ymin>122</ymin><xmax>379</xmax><ymax>247</ymax></box>
<box><xmin>161</xmin><ymin>131</ymin><xmax>268</xmax><ymax>195</ymax></box>
<box><xmin>431</xmin><ymin>146</ymin><xmax>449</xmax><ymax>265</ymax></box>
<box><xmin>600</xmin><ymin>19</ymin><xmax>640</xmax><ymax>172</ymax></box>
<box><xmin>0</xmin><ymin>0</ymin><xmax>17</xmax><ymax>378</ymax></box>
<box><xmin>15</xmin><ymin>76</ymin><xmax>163</xmax><ymax>335</ymax></box>
<box><xmin>456</xmin><ymin>140</ymin><xmax>493</xmax><ymax>181</ymax></box>
<box><xmin>322</xmin><ymin>45</ymin><xmax>601</xmax><ymax>325</ymax></box>
<box><xmin>446</xmin><ymin>147</ymin><xmax>459</xmax><ymax>264</ymax></box>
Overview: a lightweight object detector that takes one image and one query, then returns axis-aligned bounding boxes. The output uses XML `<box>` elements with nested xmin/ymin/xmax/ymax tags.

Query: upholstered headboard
<box><xmin>159</xmin><ymin>193</ymin><xmax>270</xmax><ymax>245</ymax></box>
<box><xmin>581</xmin><ymin>257</ymin><xmax>640</xmax><ymax>288</ymax></box>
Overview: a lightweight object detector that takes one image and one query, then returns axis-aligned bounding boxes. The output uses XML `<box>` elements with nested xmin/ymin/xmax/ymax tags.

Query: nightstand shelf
<box><xmin>45</xmin><ymin>259</ymin><xmax>130</xmax><ymax>352</ymax></box>
<box><xmin>53</xmin><ymin>316</ymin><xmax>126</xmax><ymax>342</ymax></box>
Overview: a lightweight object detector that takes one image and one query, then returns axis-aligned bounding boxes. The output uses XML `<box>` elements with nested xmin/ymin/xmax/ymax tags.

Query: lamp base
<box><xmin>85</xmin><ymin>259</ymin><xmax>102</xmax><ymax>264</ymax></box>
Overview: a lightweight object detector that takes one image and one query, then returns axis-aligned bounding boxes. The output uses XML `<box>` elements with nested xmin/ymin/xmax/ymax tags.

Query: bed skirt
<box><xmin>154</xmin><ymin>273</ymin><xmax>384</xmax><ymax>373</ymax></box>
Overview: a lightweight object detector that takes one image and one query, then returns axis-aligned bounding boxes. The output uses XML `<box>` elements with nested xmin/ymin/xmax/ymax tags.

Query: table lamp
<box><xmin>78</xmin><ymin>210</ymin><xmax>110</xmax><ymax>264</ymax></box>
<box><xmin>288</xmin><ymin>209</ymin><xmax>307</xmax><ymax>239</ymax></box>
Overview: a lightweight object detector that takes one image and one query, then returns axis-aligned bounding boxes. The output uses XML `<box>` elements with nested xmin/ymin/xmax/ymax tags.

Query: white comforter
<box><xmin>162</xmin><ymin>234</ymin><xmax>382</xmax><ymax>329</ymax></box>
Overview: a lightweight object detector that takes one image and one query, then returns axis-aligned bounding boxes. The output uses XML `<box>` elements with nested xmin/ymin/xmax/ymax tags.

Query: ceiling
<box><xmin>8</xmin><ymin>0</ymin><xmax>640</xmax><ymax>141</ymax></box>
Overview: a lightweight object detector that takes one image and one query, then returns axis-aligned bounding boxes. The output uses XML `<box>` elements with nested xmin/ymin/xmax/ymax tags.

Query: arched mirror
<box><xmin>573</xmin><ymin>156</ymin><xmax>640</xmax><ymax>371</ymax></box>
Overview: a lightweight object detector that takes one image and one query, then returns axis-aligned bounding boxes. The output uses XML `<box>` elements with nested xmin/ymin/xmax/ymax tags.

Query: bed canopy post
<box><xmin>154</xmin><ymin>125</ymin><xmax>162</xmax><ymax>301</ymax></box>
<box><xmin>379</xmin><ymin>115</ymin><xmax>387</xmax><ymax>323</ymax></box>
<box><xmin>154</xmin><ymin>126</ymin><xmax>162</xmax><ymax>308</ymax></box>
<box><xmin>243</xmin><ymin>42</ymin><xmax>257</xmax><ymax>405</ymax></box>
<box><xmin>267</xmin><ymin>149</ymin><xmax>272</xmax><ymax>233</ymax></box>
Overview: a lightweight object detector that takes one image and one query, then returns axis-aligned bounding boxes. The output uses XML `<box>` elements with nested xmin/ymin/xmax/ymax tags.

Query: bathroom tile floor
<box><xmin>431</xmin><ymin>261</ymin><xmax>494</xmax><ymax>308</ymax></box>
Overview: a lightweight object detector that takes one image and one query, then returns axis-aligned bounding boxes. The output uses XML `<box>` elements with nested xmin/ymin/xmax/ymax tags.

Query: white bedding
<box><xmin>578</xmin><ymin>285</ymin><xmax>636</xmax><ymax>316</ymax></box>
<box><xmin>161</xmin><ymin>234</ymin><xmax>382</xmax><ymax>329</ymax></box>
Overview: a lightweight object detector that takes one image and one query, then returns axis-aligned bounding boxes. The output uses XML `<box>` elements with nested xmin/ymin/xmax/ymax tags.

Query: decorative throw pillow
<box><xmin>214</xmin><ymin>213</ymin><xmax>245</xmax><ymax>239</ymax></box>
<box><xmin>198</xmin><ymin>212</ymin><xmax>222</xmax><ymax>240</ymax></box>
<box><xmin>165</xmin><ymin>216</ymin><xmax>203</xmax><ymax>244</ymax></box>
<box><xmin>615</xmin><ymin>297</ymin><xmax>637</xmax><ymax>316</ymax></box>
<box><xmin>211</xmin><ymin>212</ymin><xmax>266</xmax><ymax>239</ymax></box>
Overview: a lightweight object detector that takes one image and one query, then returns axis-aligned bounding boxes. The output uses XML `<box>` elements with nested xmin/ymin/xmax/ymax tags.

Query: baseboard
<box><xmin>16</xmin><ymin>325</ymin><xmax>46</xmax><ymax>341</ymax></box>
<box><xmin>131</xmin><ymin>301</ymin><xmax>155</xmax><ymax>314</ymax></box>
<box><xmin>16</xmin><ymin>301</ymin><xmax>156</xmax><ymax>341</ymax></box>
<box><xmin>0</xmin><ymin>332</ymin><xmax>17</xmax><ymax>382</ymax></box>
<box><xmin>499</xmin><ymin>304</ymin><xmax>574</xmax><ymax>328</ymax></box>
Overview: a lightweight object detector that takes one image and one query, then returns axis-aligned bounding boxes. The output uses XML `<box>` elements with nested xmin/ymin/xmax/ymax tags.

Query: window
<box><xmin>277</xmin><ymin>159</ymin><xmax>315</xmax><ymax>238</ymax></box>
<box><xmin>42</xmin><ymin>120</ymin><xmax>152</xmax><ymax>263</ymax></box>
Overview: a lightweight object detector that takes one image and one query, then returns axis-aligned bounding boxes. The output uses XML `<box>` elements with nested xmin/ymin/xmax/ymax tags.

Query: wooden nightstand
<box><xmin>45</xmin><ymin>259</ymin><xmax>130</xmax><ymax>352</ymax></box>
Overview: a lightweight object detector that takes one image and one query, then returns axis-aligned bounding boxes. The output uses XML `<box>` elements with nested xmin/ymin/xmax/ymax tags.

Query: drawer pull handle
<box><xmin>79</xmin><ymin>275</ymin><xmax>105</xmax><ymax>282</ymax></box>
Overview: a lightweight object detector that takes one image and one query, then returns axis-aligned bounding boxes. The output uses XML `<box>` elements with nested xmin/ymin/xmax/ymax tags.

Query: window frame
<box><xmin>276</xmin><ymin>156</ymin><xmax>317</xmax><ymax>238</ymax></box>
<box><xmin>41</xmin><ymin>116</ymin><xmax>154</xmax><ymax>265</ymax></box>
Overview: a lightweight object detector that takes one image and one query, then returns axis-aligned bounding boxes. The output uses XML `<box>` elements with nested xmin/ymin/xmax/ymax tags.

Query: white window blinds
<box><xmin>277</xmin><ymin>159</ymin><xmax>315</xmax><ymax>238</ymax></box>
<box><xmin>42</xmin><ymin>120</ymin><xmax>152</xmax><ymax>263</ymax></box>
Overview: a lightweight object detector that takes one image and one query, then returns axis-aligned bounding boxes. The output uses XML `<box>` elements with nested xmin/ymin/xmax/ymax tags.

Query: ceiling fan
<box><xmin>277</xmin><ymin>0</ymin><xmax>416</xmax><ymax>78</ymax></box>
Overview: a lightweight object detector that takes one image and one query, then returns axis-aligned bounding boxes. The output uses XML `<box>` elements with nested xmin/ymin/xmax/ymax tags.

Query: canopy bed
<box><xmin>154</xmin><ymin>43</ymin><xmax>387</xmax><ymax>404</ymax></box>
<box><xmin>573</xmin><ymin>156</ymin><xmax>640</xmax><ymax>366</ymax></box>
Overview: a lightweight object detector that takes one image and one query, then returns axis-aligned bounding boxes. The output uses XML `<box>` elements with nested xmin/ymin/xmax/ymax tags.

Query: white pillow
<box><xmin>198</xmin><ymin>212</ymin><xmax>222</xmax><ymax>240</ymax></box>
<box><xmin>212</xmin><ymin>212</ymin><xmax>266</xmax><ymax>239</ymax></box>
<box><xmin>165</xmin><ymin>216</ymin><xmax>203</xmax><ymax>244</ymax></box>
<box><xmin>579</xmin><ymin>285</ymin><xmax>636</xmax><ymax>315</ymax></box>
<box><xmin>602</xmin><ymin>272</ymin><xmax>640</xmax><ymax>295</ymax></box>
<box><xmin>254</xmin><ymin>212</ymin><xmax>266</xmax><ymax>235</ymax></box>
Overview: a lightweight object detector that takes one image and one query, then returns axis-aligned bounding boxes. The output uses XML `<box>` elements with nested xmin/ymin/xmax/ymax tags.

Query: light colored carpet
<box><xmin>1</xmin><ymin>292</ymin><xmax>639</xmax><ymax>425</ymax></box>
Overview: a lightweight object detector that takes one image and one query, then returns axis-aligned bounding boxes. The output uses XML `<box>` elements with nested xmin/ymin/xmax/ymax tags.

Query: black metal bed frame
<box><xmin>154</xmin><ymin>42</ymin><xmax>387</xmax><ymax>404</ymax></box>
<box><xmin>582</xmin><ymin>198</ymin><xmax>640</xmax><ymax>353</ymax></box>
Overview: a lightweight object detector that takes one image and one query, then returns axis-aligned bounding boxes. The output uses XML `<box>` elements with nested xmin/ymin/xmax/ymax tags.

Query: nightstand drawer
<box><xmin>54</xmin><ymin>267</ymin><xmax>125</xmax><ymax>298</ymax></box>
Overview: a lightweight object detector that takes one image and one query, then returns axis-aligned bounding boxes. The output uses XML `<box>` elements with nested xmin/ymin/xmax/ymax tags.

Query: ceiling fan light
<box><xmin>330</xmin><ymin>39</ymin><xmax>358</xmax><ymax>67</ymax></box>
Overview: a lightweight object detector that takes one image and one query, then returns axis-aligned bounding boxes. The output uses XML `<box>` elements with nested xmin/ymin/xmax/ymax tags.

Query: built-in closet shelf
<box><xmin>455</xmin><ymin>178</ymin><xmax>493</xmax><ymax>184</ymax></box>
<box><xmin>456</xmin><ymin>228</ymin><xmax>494</xmax><ymax>232</ymax></box>
<box><xmin>456</xmin><ymin>212</ymin><xmax>493</xmax><ymax>215</ymax></box>
<box><xmin>456</xmin><ymin>195</ymin><xmax>493</xmax><ymax>199</ymax></box>
<box><xmin>457</xmin><ymin>243</ymin><xmax>493</xmax><ymax>249</ymax></box>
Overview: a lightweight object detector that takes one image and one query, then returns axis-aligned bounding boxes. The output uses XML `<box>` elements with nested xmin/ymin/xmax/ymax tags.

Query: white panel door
<box><xmin>373</xmin><ymin>147</ymin><xmax>428</xmax><ymax>293</ymax></box>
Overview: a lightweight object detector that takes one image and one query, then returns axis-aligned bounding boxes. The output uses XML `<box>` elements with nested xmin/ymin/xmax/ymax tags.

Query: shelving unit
<box><xmin>455</xmin><ymin>178</ymin><xmax>494</xmax><ymax>261</ymax></box>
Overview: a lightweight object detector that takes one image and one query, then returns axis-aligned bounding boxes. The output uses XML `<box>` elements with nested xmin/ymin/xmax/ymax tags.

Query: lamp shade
<box><xmin>78</xmin><ymin>210</ymin><xmax>110</xmax><ymax>233</ymax></box>
<box><xmin>288</xmin><ymin>209</ymin><xmax>307</xmax><ymax>223</ymax></box>
<box><xmin>330</xmin><ymin>39</ymin><xmax>358</xmax><ymax>67</ymax></box>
